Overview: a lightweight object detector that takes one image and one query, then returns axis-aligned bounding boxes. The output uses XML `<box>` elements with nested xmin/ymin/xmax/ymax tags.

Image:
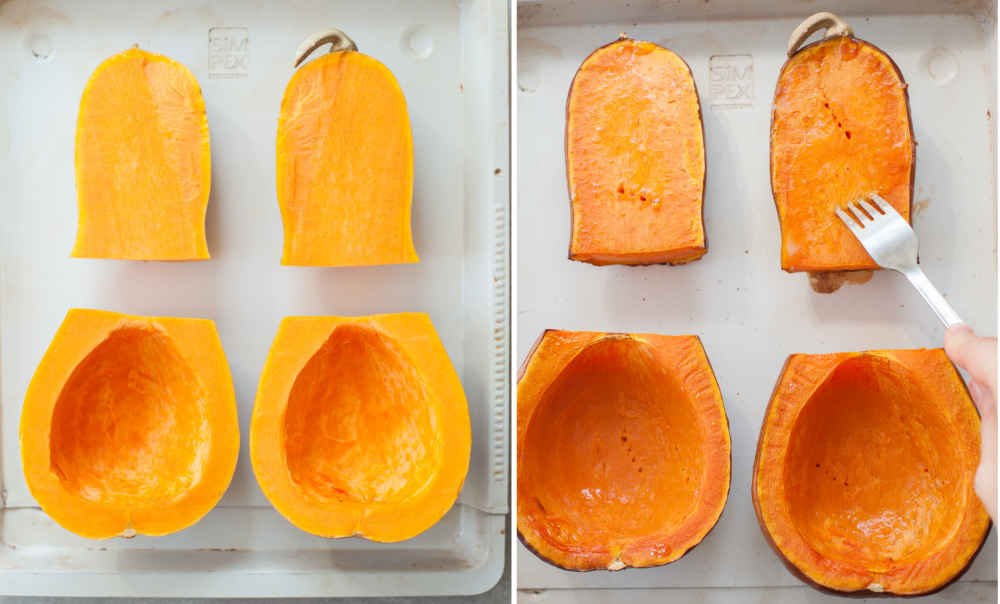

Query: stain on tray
<box><xmin>808</xmin><ymin>270</ymin><xmax>873</xmax><ymax>294</ymax></box>
<box><xmin>913</xmin><ymin>198</ymin><xmax>931</xmax><ymax>217</ymax></box>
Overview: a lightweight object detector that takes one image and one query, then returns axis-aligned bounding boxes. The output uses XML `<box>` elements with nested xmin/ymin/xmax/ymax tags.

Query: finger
<box><xmin>970</xmin><ymin>379</ymin><xmax>997</xmax><ymax>422</ymax></box>
<box><xmin>975</xmin><ymin>414</ymin><xmax>998</xmax><ymax>521</ymax></box>
<box><xmin>945</xmin><ymin>325</ymin><xmax>998</xmax><ymax>398</ymax></box>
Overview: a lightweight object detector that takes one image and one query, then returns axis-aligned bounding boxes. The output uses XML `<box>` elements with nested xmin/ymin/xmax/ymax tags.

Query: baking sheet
<box><xmin>0</xmin><ymin>0</ymin><xmax>509</xmax><ymax>597</ymax></box>
<box><xmin>517</xmin><ymin>0</ymin><xmax>997</xmax><ymax>593</ymax></box>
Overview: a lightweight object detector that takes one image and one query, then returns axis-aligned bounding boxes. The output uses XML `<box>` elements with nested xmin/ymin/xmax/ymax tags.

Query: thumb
<box><xmin>969</xmin><ymin>380</ymin><xmax>997</xmax><ymax>423</ymax></box>
<box><xmin>945</xmin><ymin>324</ymin><xmax>998</xmax><ymax>405</ymax></box>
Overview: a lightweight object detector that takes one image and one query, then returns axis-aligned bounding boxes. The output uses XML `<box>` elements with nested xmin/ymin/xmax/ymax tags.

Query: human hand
<box><xmin>945</xmin><ymin>324</ymin><xmax>997</xmax><ymax>522</ymax></box>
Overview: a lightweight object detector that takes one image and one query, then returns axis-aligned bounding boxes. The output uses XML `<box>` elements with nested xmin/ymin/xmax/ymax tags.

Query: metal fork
<box><xmin>835</xmin><ymin>193</ymin><xmax>962</xmax><ymax>327</ymax></box>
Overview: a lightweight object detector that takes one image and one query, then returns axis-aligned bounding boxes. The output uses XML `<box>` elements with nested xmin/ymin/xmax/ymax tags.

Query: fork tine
<box><xmin>846</xmin><ymin>200</ymin><xmax>871</xmax><ymax>223</ymax></box>
<box><xmin>867</xmin><ymin>192</ymin><xmax>895</xmax><ymax>215</ymax></box>
<box><xmin>857</xmin><ymin>197</ymin><xmax>882</xmax><ymax>219</ymax></box>
<box><xmin>835</xmin><ymin>206</ymin><xmax>865</xmax><ymax>236</ymax></box>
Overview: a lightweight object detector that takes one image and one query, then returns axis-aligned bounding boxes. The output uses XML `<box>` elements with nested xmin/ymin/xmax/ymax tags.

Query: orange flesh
<box><xmin>521</xmin><ymin>337</ymin><xmax>705</xmax><ymax>553</ymax></box>
<box><xmin>784</xmin><ymin>356</ymin><xmax>962</xmax><ymax>569</ymax></box>
<box><xmin>771</xmin><ymin>37</ymin><xmax>912</xmax><ymax>271</ymax></box>
<box><xmin>74</xmin><ymin>48</ymin><xmax>210</xmax><ymax>260</ymax></box>
<box><xmin>276</xmin><ymin>52</ymin><xmax>418</xmax><ymax>267</ymax></box>
<box><xmin>283</xmin><ymin>324</ymin><xmax>439</xmax><ymax>505</ymax></box>
<box><xmin>567</xmin><ymin>39</ymin><xmax>706</xmax><ymax>265</ymax></box>
<box><xmin>49</xmin><ymin>327</ymin><xmax>208</xmax><ymax>507</ymax></box>
<box><xmin>753</xmin><ymin>350</ymin><xmax>988</xmax><ymax>595</ymax></box>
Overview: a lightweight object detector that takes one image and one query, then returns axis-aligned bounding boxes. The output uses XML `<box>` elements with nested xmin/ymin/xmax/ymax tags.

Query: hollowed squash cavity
<box><xmin>250</xmin><ymin>314</ymin><xmax>469</xmax><ymax>542</ymax></box>
<box><xmin>21</xmin><ymin>310</ymin><xmax>238</xmax><ymax>539</ymax></box>
<box><xmin>518</xmin><ymin>331</ymin><xmax>730</xmax><ymax>571</ymax></box>
<box><xmin>753</xmin><ymin>350</ymin><xmax>989</xmax><ymax>595</ymax></box>
<box><xmin>283</xmin><ymin>325</ymin><xmax>438</xmax><ymax>505</ymax></box>
<box><xmin>50</xmin><ymin>327</ymin><xmax>208</xmax><ymax>507</ymax></box>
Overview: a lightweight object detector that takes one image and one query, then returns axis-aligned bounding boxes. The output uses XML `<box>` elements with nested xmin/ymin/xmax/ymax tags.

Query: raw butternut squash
<box><xmin>74</xmin><ymin>48</ymin><xmax>211</xmax><ymax>260</ymax></box>
<box><xmin>250</xmin><ymin>313</ymin><xmax>469</xmax><ymax>542</ymax></box>
<box><xmin>276</xmin><ymin>30</ymin><xmax>418</xmax><ymax>267</ymax></box>
<box><xmin>567</xmin><ymin>38</ymin><xmax>706</xmax><ymax>266</ymax></box>
<box><xmin>518</xmin><ymin>330</ymin><xmax>730</xmax><ymax>570</ymax></box>
<box><xmin>753</xmin><ymin>349</ymin><xmax>989</xmax><ymax>595</ymax></box>
<box><xmin>20</xmin><ymin>309</ymin><xmax>238</xmax><ymax>538</ymax></box>
<box><xmin>771</xmin><ymin>13</ymin><xmax>914</xmax><ymax>272</ymax></box>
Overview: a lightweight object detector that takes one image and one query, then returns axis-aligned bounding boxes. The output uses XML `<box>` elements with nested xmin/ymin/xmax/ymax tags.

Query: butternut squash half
<box><xmin>567</xmin><ymin>38</ymin><xmax>706</xmax><ymax>266</ymax></box>
<box><xmin>20</xmin><ymin>309</ymin><xmax>238</xmax><ymax>538</ymax></box>
<box><xmin>276</xmin><ymin>30</ymin><xmax>418</xmax><ymax>267</ymax></box>
<box><xmin>74</xmin><ymin>48</ymin><xmax>211</xmax><ymax>260</ymax></box>
<box><xmin>771</xmin><ymin>13</ymin><xmax>914</xmax><ymax>272</ymax></box>
<box><xmin>250</xmin><ymin>313</ymin><xmax>469</xmax><ymax>541</ymax></box>
<box><xmin>753</xmin><ymin>349</ymin><xmax>989</xmax><ymax>595</ymax></box>
<box><xmin>518</xmin><ymin>330</ymin><xmax>730</xmax><ymax>570</ymax></box>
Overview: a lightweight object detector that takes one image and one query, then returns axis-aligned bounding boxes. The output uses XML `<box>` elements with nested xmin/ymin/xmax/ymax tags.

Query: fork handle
<box><xmin>900</xmin><ymin>266</ymin><xmax>962</xmax><ymax>327</ymax></box>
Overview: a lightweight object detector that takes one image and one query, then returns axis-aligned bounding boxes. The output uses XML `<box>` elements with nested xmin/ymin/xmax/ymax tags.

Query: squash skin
<box><xmin>249</xmin><ymin>313</ymin><xmax>470</xmax><ymax>542</ymax></box>
<box><xmin>276</xmin><ymin>51</ymin><xmax>418</xmax><ymax>267</ymax></box>
<box><xmin>74</xmin><ymin>48</ymin><xmax>211</xmax><ymax>261</ymax></box>
<box><xmin>517</xmin><ymin>330</ymin><xmax>730</xmax><ymax>571</ymax></box>
<box><xmin>566</xmin><ymin>39</ymin><xmax>707</xmax><ymax>266</ymax></box>
<box><xmin>770</xmin><ymin>36</ymin><xmax>914</xmax><ymax>273</ymax></box>
<box><xmin>752</xmin><ymin>350</ymin><xmax>989</xmax><ymax>596</ymax></box>
<box><xmin>20</xmin><ymin>309</ymin><xmax>238</xmax><ymax>539</ymax></box>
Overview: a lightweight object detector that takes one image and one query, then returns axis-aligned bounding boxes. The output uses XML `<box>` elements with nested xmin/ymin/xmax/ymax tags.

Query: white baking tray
<box><xmin>0</xmin><ymin>0</ymin><xmax>509</xmax><ymax>597</ymax></box>
<box><xmin>517</xmin><ymin>0</ymin><xmax>997</xmax><ymax>596</ymax></box>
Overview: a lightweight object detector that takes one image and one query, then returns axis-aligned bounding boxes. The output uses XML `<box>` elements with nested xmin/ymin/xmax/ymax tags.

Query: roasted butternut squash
<box><xmin>753</xmin><ymin>349</ymin><xmax>989</xmax><ymax>595</ymax></box>
<box><xmin>771</xmin><ymin>13</ymin><xmax>914</xmax><ymax>272</ymax></box>
<box><xmin>518</xmin><ymin>330</ymin><xmax>730</xmax><ymax>570</ymax></box>
<box><xmin>74</xmin><ymin>48</ymin><xmax>211</xmax><ymax>260</ymax></box>
<box><xmin>250</xmin><ymin>313</ymin><xmax>469</xmax><ymax>542</ymax></box>
<box><xmin>566</xmin><ymin>38</ymin><xmax>706</xmax><ymax>266</ymax></box>
<box><xmin>20</xmin><ymin>309</ymin><xmax>238</xmax><ymax>538</ymax></box>
<box><xmin>276</xmin><ymin>30</ymin><xmax>418</xmax><ymax>267</ymax></box>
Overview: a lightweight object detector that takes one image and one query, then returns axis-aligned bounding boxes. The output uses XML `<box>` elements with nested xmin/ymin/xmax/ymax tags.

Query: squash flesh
<box><xmin>276</xmin><ymin>52</ymin><xmax>418</xmax><ymax>267</ymax></box>
<box><xmin>284</xmin><ymin>324</ymin><xmax>439</xmax><ymax>504</ymax></box>
<box><xmin>250</xmin><ymin>314</ymin><xmax>470</xmax><ymax>542</ymax></box>
<box><xmin>567</xmin><ymin>40</ymin><xmax>706</xmax><ymax>265</ymax></box>
<box><xmin>20</xmin><ymin>309</ymin><xmax>238</xmax><ymax>539</ymax></box>
<box><xmin>50</xmin><ymin>327</ymin><xmax>209</xmax><ymax>508</ymax></box>
<box><xmin>753</xmin><ymin>350</ymin><xmax>988</xmax><ymax>594</ymax></box>
<box><xmin>521</xmin><ymin>337</ymin><xmax>705</xmax><ymax>548</ymax></box>
<box><xmin>517</xmin><ymin>331</ymin><xmax>730</xmax><ymax>570</ymax></box>
<box><xmin>74</xmin><ymin>49</ymin><xmax>211</xmax><ymax>260</ymax></box>
<box><xmin>784</xmin><ymin>356</ymin><xmax>963</xmax><ymax>569</ymax></box>
<box><xmin>771</xmin><ymin>37</ymin><xmax>913</xmax><ymax>272</ymax></box>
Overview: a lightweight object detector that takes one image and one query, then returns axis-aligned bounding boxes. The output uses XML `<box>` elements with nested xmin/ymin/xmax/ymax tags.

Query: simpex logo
<box><xmin>208</xmin><ymin>27</ymin><xmax>249</xmax><ymax>78</ymax></box>
<box><xmin>709</xmin><ymin>54</ymin><xmax>753</xmax><ymax>109</ymax></box>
